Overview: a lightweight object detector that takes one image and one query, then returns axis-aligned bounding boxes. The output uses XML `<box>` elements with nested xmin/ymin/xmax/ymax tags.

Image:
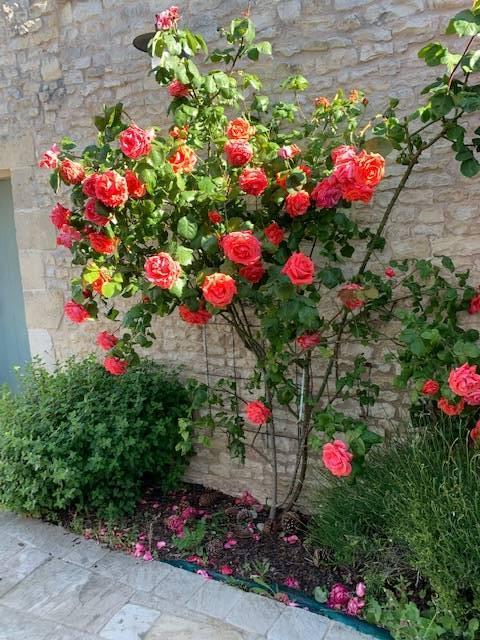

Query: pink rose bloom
<box><xmin>168</xmin><ymin>79</ymin><xmax>190</xmax><ymax>98</ymax></box>
<box><xmin>346</xmin><ymin>596</ymin><xmax>365</xmax><ymax>616</ymax></box>
<box><xmin>322</xmin><ymin>440</ymin><xmax>353</xmax><ymax>477</ymax></box>
<box><xmin>38</xmin><ymin>143</ymin><xmax>60</xmax><ymax>169</ymax></box>
<box><xmin>246</xmin><ymin>400</ymin><xmax>271</xmax><ymax>425</ymax></box>
<box><xmin>235</xmin><ymin>490</ymin><xmax>259</xmax><ymax>507</ymax></box>
<box><xmin>384</xmin><ymin>267</ymin><xmax>395</xmax><ymax>278</ymax></box>
<box><xmin>331</xmin><ymin>144</ymin><xmax>357</xmax><ymax>164</ymax></box>
<box><xmin>225</xmin><ymin>139</ymin><xmax>254</xmax><ymax>167</ymax></box>
<box><xmin>104</xmin><ymin>356</ymin><xmax>128</xmax><ymax>376</ymax></box>
<box><xmin>165</xmin><ymin>514</ymin><xmax>185</xmax><ymax>536</ymax></box>
<box><xmin>196</xmin><ymin>569</ymin><xmax>211</xmax><ymax>579</ymax></box>
<box><xmin>448</xmin><ymin>363</ymin><xmax>480</xmax><ymax>397</ymax></box>
<box><xmin>327</xmin><ymin>583</ymin><xmax>350</xmax><ymax>609</ymax></box>
<box><xmin>57</xmin><ymin>224</ymin><xmax>81</xmax><ymax>249</ymax></box>
<box><xmin>220</xmin><ymin>565</ymin><xmax>234</xmax><ymax>576</ymax></box>
<box><xmin>82</xmin><ymin>173</ymin><xmax>100</xmax><ymax>198</ymax></box>
<box><xmin>283</xmin><ymin>576</ymin><xmax>300</xmax><ymax>589</ymax></box>
<box><xmin>119</xmin><ymin>124</ymin><xmax>154</xmax><ymax>159</ymax></box>
<box><xmin>356</xmin><ymin>582</ymin><xmax>366</xmax><ymax>598</ymax></box>
<box><xmin>239</xmin><ymin>262</ymin><xmax>266</xmax><ymax>284</ymax></box>
<box><xmin>156</xmin><ymin>5</ymin><xmax>180</xmax><ymax>30</ymax></box>
<box><xmin>133</xmin><ymin>542</ymin><xmax>145</xmax><ymax>558</ymax></box>
<box><xmin>296</xmin><ymin>332</ymin><xmax>321</xmax><ymax>350</ymax></box>
<box><xmin>84</xmin><ymin>198</ymin><xmax>110</xmax><ymax>226</ymax></box>
<box><xmin>278</xmin><ymin>144</ymin><xmax>300</xmax><ymax>160</ymax></box>
<box><xmin>311</xmin><ymin>175</ymin><xmax>343</xmax><ymax>209</ymax></box>
<box><xmin>96</xmin><ymin>331</ymin><xmax>118</xmax><ymax>351</ymax></box>
<box><xmin>468</xmin><ymin>293</ymin><xmax>480</xmax><ymax>314</ymax></box>
<box><xmin>64</xmin><ymin>300</ymin><xmax>90</xmax><ymax>324</ymax></box>
<box><xmin>59</xmin><ymin>159</ymin><xmax>85</xmax><ymax>185</ymax></box>
<box><xmin>421</xmin><ymin>379</ymin><xmax>440</xmax><ymax>396</ymax></box>
<box><xmin>50</xmin><ymin>203</ymin><xmax>71</xmax><ymax>228</ymax></box>
<box><xmin>224</xmin><ymin>537</ymin><xmax>238</xmax><ymax>550</ymax></box>
<box><xmin>338</xmin><ymin>283</ymin><xmax>365</xmax><ymax>310</ymax></box>
<box><xmin>283</xmin><ymin>534</ymin><xmax>299</xmax><ymax>545</ymax></box>
<box><xmin>156</xmin><ymin>541</ymin><xmax>167</xmax><ymax>550</ymax></box>
<box><xmin>144</xmin><ymin>253</ymin><xmax>181</xmax><ymax>289</ymax></box>
<box><xmin>221</xmin><ymin>230</ymin><xmax>262</xmax><ymax>265</ymax></box>
<box><xmin>143</xmin><ymin>551</ymin><xmax>153</xmax><ymax>562</ymax></box>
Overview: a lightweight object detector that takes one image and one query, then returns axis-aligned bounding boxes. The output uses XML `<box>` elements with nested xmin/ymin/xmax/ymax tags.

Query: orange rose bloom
<box><xmin>322</xmin><ymin>440</ymin><xmax>353</xmax><ymax>477</ymax></box>
<box><xmin>437</xmin><ymin>397</ymin><xmax>464</xmax><ymax>416</ymax></box>
<box><xmin>168</xmin><ymin>145</ymin><xmax>197</xmax><ymax>173</ymax></box>
<box><xmin>226</xmin><ymin>117</ymin><xmax>255</xmax><ymax>140</ymax></box>
<box><xmin>202</xmin><ymin>273</ymin><xmax>237</xmax><ymax>308</ymax></box>
<box><xmin>353</xmin><ymin>150</ymin><xmax>385</xmax><ymax>188</ymax></box>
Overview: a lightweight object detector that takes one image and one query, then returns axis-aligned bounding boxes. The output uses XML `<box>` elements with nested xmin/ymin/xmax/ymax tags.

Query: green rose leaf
<box><xmin>177</xmin><ymin>216</ymin><xmax>198</xmax><ymax>240</ymax></box>
<box><xmin>176</xmin><ymin>245</ymin><xmax>194</xmax><ymax>266</ymax></box>
<box><xmin>446</xmin><ymin>10</ymin><xmax>480</xmax><ymax>36</ymax></box>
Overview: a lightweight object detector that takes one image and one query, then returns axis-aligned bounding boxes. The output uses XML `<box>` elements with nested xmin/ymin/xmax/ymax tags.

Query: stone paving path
<box><xmin>0</xmin><ymin>511</ymin><xmax>376</xmax><ymax>640</ymax></box>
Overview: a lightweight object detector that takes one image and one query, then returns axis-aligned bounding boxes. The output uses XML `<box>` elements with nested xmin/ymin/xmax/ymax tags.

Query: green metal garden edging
<box><xmin>164</xmin><ymin>558</ymin><xmax>392</xmax><ymax>639</ymax></box>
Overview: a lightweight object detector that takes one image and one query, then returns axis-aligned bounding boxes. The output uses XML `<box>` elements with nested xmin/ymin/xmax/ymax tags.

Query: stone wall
<box><xmin>1</xmin><ymin>0</ymin><xmax>480</xmax><ymax>502</ymax></box>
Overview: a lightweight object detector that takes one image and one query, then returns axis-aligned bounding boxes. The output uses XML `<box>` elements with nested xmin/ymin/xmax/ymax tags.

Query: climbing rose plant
<box><xmin>40</xmin><ymin>4</ymin><xmax>480</xmax><ymax>519</ymax></box>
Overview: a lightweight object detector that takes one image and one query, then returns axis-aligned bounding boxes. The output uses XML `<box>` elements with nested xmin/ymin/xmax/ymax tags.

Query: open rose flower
<box><xmin>82</xmin><ymin>173</ymin><xmax>99</xmax><ymax>198</ymax></box>
<box><xmin>201</xmin><ymin>273</ymin><xmax>237</xmax><ymax>308</ymax></box>
<box><xmin>338</xmin><ymin>283</ymin><xmax>365</xmax><ymax>310</ymax></box>
<box><xmin>246</xmin><ymin>400</ymin><xmax>271</xmax><ymax>425</ymax></box>
<box><xmin>470</xmin><ymin>420</ymin><xmax>480</xmax><ymax>442</ymax></box>
<box><xmin>448</xmin><ymin>363</ymin><xmax>480</xmax><ymax>398</ymax></box>
<box><xmin>168</xmin><ymin>79</ymin><xmax>190</xmax><ymax>98</ymax></box>
<box><xmin>84</xmin><ymin>199</ymin><xmax>110</xmax><ymax>226</ymax></box>
<box><xmin>156</xmin><ymin>5</ymin><xmax>180</xmax><ymax>30</ymax></box>
<box><xmin>221</xmin><ymin>231</ymin><xmax>262</xmax><ymax>265</ymax></box>
<box><xmin>50</xmin><ymin>203</ymin><xmax>71</xmax><ymax>229</ymax></box>
<box><xmin>327</xmin><ymin>583</ymin><xmax>350</xmax><ymax>609</ymax></box>
<box><xmin>59</xmin><ymin>159</ymin><xmax>85</xmax><ymax>185</ymax></box>
<box><xmin>89</xmin><ymin>232</ymin><xmax>118</xmax><ymax>255</ymax></box>
<box><xmin>296</xmin><ymin>332</ymin><xmax>321</xmax><ymax>350</ymax></box>
<box><xmin>437</xmin><ymin>397</ymin><xmax>464</xmax><ymax>416</ymax></box>
<box><xmin>226</xmin><ymin>117</ymin><xmax>255</xmax><ymax>140</ymax></box>
<box><xmin>281</xmin><ymin>252</ymin><xmax>314</xmax><ymax>286</ymax></box>
<box><xmin>346</xmin><ymin>596</ymin><xmax>365</xmax><ymax>616</ymax></box>
<box><xmin>421</xmin><ymin>379</ymin><xmax>440</xmax><ymax>396</ymax></box>
<box><xmin>278</xmin><ymin>144</ymin><xmax>300</xmax><ymax>160</ymax></box>
<box><xmin>125</xmin><ymin>170</ymin><xmax>146</xmax><ymax>198</ymax></box>
<box><xmin>119</xmin><ymin>124</ymin><xmax>154</xmax><ymax>159</ymax></box>
<box><xmin>353</xmin><ymin>150</ymin><xmax>385</xmax><ymax>188</ymax></box>
<box><xmin>468</xmin><ymin>293</ymin><xmax>480</xmax><ymax>314</ymax></box>
<box><xmin>238</xmin><ymin>167</ymin><xmax>269</xmax><ymax>196</ymax></box>
<box><xmin>38</xmin><ymin>143</ymin><xmax>60</xmax><ymax>169</ymax></box>
<box><xmin>342</xmin><ymin>182</ymin><xmax>374</xmax><ymax>204</ymax></box>
<box><xmin>264</xmin><ymin>222</ymin><xmax>284</xmax><ymax>246</ymax></box>
<box><xmin>145</xmin><ymin>253</ymin><xmax>181</xmax><ymax>289</ymax></box>
<box><xmin>178</xmin><ymin>304</ymin><xmax>212</xmax><ymax>325</ymax></box>
<box><xmin>315</xmin><ymin>96</ymin><xmax>330</xmax><ymax>108</ymax></box>
<box><xmin>95</xmin><ymin>170</ymin><xmax>129</xmax><ymax>208</ymax></box>
<box><xmin>322</xmin><ymin>440</ymin><xmax>353</xmax><ymax>477</ymax></box>
<box><xmin>220</xmin><ymin>565</ymin><xmax>234</xmax><ymax>576</ymax></box>
<box><xmin>208</xmin><ymin>210</ymin><xmax>223</xmax><ymax>224</ymax></box>
<box><xmin>57</xmin><ymin>224</ymin><xmax>81</xmax><ymax>249</ymax></box>
<box><xmin>239</xmin><ymin>262</ymin><xmax>265</xmax><ymax>283</ymax></box>
<box><xmin>64</xmin><ymin>300</ymin><xmax>90</xmax><ymax>324</ymax></box>
<box><xmin>225</xmin><ymin>139</ymin><xmax>253</xmax><ymax>167</ymax></box>
<box><xmin>168</xmin><ymin>145</ymin><xmax>197</xmax><ymax>173</ymax></box>
<box><xmin>311</xmin><ymin>175</ymin><xmax>342</xmax><ymax>209</ymax></box>
<box><xmin>96</xmin><ymin>331</ymin><xmax>118</xmax><ymax>351</ymax></box>
<box><xmin>285</xmin><ymin>190</ymin><xmax>310</xmax><ymax>217</ymax></box>
<box><xmin>384</xmin><ymin>266</ymin><xmax>395</xmax><ymax>278</ymax></box>
<box><xmin>104</xmin><ymin>356</ymin><xmax>128</xmax><ymax>376</ymax></box>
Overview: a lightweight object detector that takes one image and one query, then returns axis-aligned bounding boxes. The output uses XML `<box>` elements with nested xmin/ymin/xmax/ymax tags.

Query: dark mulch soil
<box><xmin>61</xmin><ymin>482</ymin><xmax>364</xmax><ymax>598</ymax></box>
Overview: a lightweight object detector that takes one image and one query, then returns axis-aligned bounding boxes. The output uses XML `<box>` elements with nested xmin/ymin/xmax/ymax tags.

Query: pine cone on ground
<box><xmin>280</xmin><ymin>510</ymin><xmax>300</xmax><ymax>535</ymax></box>
<box><xmin>205</xmin><ymin>538</ymin><xmax>224</xmax><ymax>559</ymax></box>
<box><xmin>177</xmin><ymin>496</ymin><xmax>190</xmax><ymax>513</ymax></box>
<box><xmin>198</xmin><ymin>491</ymin><xmax>221</xmax><ymax>508</ymax></box>
<box><xmin>224</xmin><ymin>506</ymin><xmax>240</xmax><ymax>522</ymax></box>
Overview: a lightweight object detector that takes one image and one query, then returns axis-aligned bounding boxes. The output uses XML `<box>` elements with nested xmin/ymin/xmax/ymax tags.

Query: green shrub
<box><xmin>0</xmin><ymin>357</ymin><xmax>197</xmax><ymax>518</ymax></box>
<box><xmin>308</xmin><ymin>418</ymin><xmax>480</xmax><ymax>620</ymax></box>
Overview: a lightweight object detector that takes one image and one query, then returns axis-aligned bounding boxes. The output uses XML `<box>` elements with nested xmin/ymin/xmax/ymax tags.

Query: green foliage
<box><xmin>172</xmin><ymin>520</ymin><xmax>207</xmax><ymax>553</ymax></box>
<box><xmin>309</xmin><ymin>417</ymin><xmax>480</xmax><ymax>628</ymax></box>
<box><xmin>0</xmin><ymin>358</ymin><xmax>197</xmax><ymax>518</ymax></box>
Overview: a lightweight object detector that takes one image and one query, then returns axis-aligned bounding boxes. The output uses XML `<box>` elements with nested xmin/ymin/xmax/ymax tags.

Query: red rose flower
<box><xmin>281</xmin><ymin>252</ymin><xmax>314</xmax><ymax>286</ymax></box>
<box><xmin>96</xmin><ymin>331</ymin><xmax>118</xmax><ymax>351</ymax></box>
<box><xmin>168</xmin><ymin>79</ymin><xmax>191</xmax><ymax>98</ymax></box>
<box><xmin>421</xmin><ymin>379</ymin><xmax>440</xmax><ymax>396</ymax></box>
<box><xmin>468</xmin><ymin>293</ymin><xmax>480</xmax><ymax>314</ymax></box>
<box><xmin>89</xmin><ymin>232</ymin><xmax>118</xmax><ymax>255</ymax></box>
<box><xmin>353</xmin><ymin>150</ymin><xmax>385</xmax><ymax>188</ymax></box>
<box><xmin>296</xmin><ymin>332</ymin><xmax>321</xmax><ymax>350</ymax></box>
<box><xmin>168</xmin><ymin>145</ymin><xmax>197</xmax><ymax>173</ymax></box>
<box><xmin>470</xmin><ymin>420</ymin><xmax>480</xmax><ymax>442</ymax></box>
<box><xmin>437</xmin><ymin>397</ymin><xmax>464</xmax><ymax>416</ymax></box>
<box><xmin>119</xmin><ymin>124</ymin><xmax>154</xmax><ymax>159</ymax></box>
<box><xmin>448</xmin><ymin>363</ymin><xmax>480</xmax><ymax>397</ymax></box>
<box><xmin>226</xmin><ymin>118</ymin><xmax>255</xmax><ymax>140</ymax></box>
<box><xmin>208</xmin><ymin>210</ymin><xmax>223</xmax><ymax>224</ymax></box>
<box><xmin>125</xmin><ymin>170</ymin><xmax>146</xmax><ymax>199</ymax></box>
<box><xmin>338</xmin><ymin>283</ymin><xmax>365</xmax><ymax>310</ymax></box>
<box><xmin>95</xmin><ymin>170</ymin><xmax>129</xmax><ymax>208</ymax></box>
<box><xmin>342</xmin><ymin>182</ymin><xmax>374</xmax><ymax>204</ymax></box>
<box><xmin>276</xmin><ymin>172</ymin><xmax>288</xmax><ymax>189</ymax></box>
<box><xmin>59</xmin><ymin>159</ymin><xmax>85</xmax><ymax>185</ymax></box>
<box><xmin>238</xmin><ymin>167</ymin><xmax>269</xmax><ymax>196</ymax></box>
<box><xmin>84</xmin><ymin>199</ymin><xmax>110</xmax><ymax>226</ymax></box>
<box><xmin>104</xmin><ymin>356</ymin><xmax>128</xmax><ymax>376</ymax></box>
<box><xmin>156</xmin><ymin>5</ymin><xmax>180</xmax><ymax>30</ymax></box>
<box><xmin>50</xmin><ymin>203</ymin><xmax>71</xmax><ymax>229</ymax></box>
<box><xmin>322</xmin><ymin>440</ymin><xmax>353</xmax><ymax>477</ymax></box>
<box><xmin>224</xmin><ymin>139</ymin><xmax>253</xmax><ymax>167</ymax></box>
<box><xmin>246</xmin><ymin>400</ymin><xmax>271</xmax><ymax>425</ymax></box>
<box><xmin>64</xmin><ymin>300</ymin><xmax>90</xmax><ymax>323</ymax></box>
<box><xmin>285</xmin><ymin>190</ymin><xmax>310</xmax><ymax>217</ymax></box>
<box><xmin>315</xmin><ymin>96</ymin><xmax>330</xmax><ymax>108</ymax></box>
<box><xmin>221</xmin><ymin>231</ymin><xmax>262</xmax><ymax>265</ymax></box>
<box><xmin>239</xmin><ymin>261</ymin><xmax>265</xmax><ymax>283</ymax></box>
<box><xmin>82</xmin><ymin>173</ymin><xmax>100</xmax><ymax>198</ymax></box>
<box><xmin>201</xmin><ymin>273</ymin><xmax>237</xmax><ymax>308</ymax></box>
<box><xmin>145</xmin><ymin>253</ymin><xmax>181</xmax><ymax>289</ymax></box>
<box><xmin>57</xmin><ymin>224</ymin><xmax>81</xmax><ymax>249</ymax></box>
<box><xmin>384</xmin><ymin>267</ymin><xmax>395</xmax><ymax>278</ymax></box>
<box><xmin>264</xmin><ymin>222</ymin><xmax>284</xmax><ymax>246</ymax></box>
<box><xmin>178</xmin><ymin>304</ymin><xmax>212</xmax><ymax>325</ymax></box>
<box><xmin>299</xmin><ymin>164</ymin><xmax>312</xmax><ymax>178</ymax></box>
<box><xmin>311</xmin><ymin>175</ymin><xmax>343</xmax><ymax>209</ymax></box>
<box><xmin>38</xmin><ymin>143</ymin><xmax>59</xmax><ymax>169</ymax></box>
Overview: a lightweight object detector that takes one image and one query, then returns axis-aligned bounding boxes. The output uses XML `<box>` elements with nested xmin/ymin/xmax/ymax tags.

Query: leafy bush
<box><xmin>0</xmin><ymin>357</ymin><xmax>198</xmax><ymax>518</ymax></box>
<box><xmin>308</xmin><ymin>417</ymin><xmax>480</xmax><ymax>623</ymax></box>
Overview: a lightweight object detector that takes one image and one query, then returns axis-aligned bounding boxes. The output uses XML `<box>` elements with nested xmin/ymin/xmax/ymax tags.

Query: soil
<box><xmin>61</xmin><ymin>482</ymin><xmax>363</xmax><ymax>598</ymax></box>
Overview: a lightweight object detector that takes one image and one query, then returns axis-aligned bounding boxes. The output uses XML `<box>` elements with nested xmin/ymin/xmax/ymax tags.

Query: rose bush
<box><xmin>40</xmin><ymin>4</ymin><xmax>480</xmax><ymax>518</ymax></box>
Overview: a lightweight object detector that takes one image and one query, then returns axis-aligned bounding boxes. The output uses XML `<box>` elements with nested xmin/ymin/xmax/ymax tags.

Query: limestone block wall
<box><xmin>1</xmin><ymin>0</ymin><xmax>480</xmax><ymax>502</ymax></box>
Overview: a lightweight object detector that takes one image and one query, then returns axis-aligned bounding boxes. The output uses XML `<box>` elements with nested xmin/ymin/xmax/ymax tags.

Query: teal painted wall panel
<box><xmin>0</xmin><ymin>179</ymin><xmax>31</xmax><ymax>389</ymax></box>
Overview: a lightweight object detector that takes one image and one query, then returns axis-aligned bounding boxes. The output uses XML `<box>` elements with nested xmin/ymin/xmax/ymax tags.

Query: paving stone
<box><xmin>0</xmin><ymin>545</ymin><xmax>49</xmax><ymax>597</ymax></box>
<box><xmin>185</xmin><ymin>577</ymin><xmax>243</xmax><ymax>619</ymax></box>
<box><xmin>267</xmin><ymin>607</ymin><xmax>330</xmax><ymax>640</ymax></box>
<box><xmin>153</xmin><ymin>566</ymin><xmax>205</xmax><ymax>603</ymax></box>
<box><xmin>129</xmin><ymin>590</ymin><xmax>215</xmax><ymax>623</ymax></box>
<box><xmin>0</xmin><ymin>558</ymin><xmax>132</xmax><ymax>633</ymax></box>
<box><xmin>144</xmin><ymin>613</ymin><xmax>253</xmax><ymax>640</ymax></box>
<box><xmin>0</xmin><ymin>517</ymin><xmax>77</xmax><ymax>558</ymax></box>
<box><xmin>0</xmin><ymin>511</ymin><xmax>21</xmax><ymax>530</ymax></box>
<box><xmin>63</xmin><ymin>538</ymin><xmax>109</xmax><ymax>568</ymax></box>
<box><xmin>91</xmin><ymin>551</ymin><xmax>173</xmax><ymax>592</ymax></box>
<box><xmin>225</xmin><ymin>591</ymin><xmax>284</xmax><ymax>635</ymax></box>
<box><xmin>0</xmin><ymin>604</ymin><xmax>59</xmax><ymax>640</ymax></box>
<box><xmin>99</xmin><ymin>603</ymin><xmax>161</xmax><ymax>640</ymax></box>
<box><xmin>327</xmin><ymin>622</ymin><xmax>376</xmax><ymax>639</ymax></box>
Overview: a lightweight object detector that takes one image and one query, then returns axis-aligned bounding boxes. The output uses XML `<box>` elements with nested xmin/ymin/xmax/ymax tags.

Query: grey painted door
<box><xmin>0</xmin><ymin>179</ymin><xmax>30</xmax><ymax>389</ymax></box>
